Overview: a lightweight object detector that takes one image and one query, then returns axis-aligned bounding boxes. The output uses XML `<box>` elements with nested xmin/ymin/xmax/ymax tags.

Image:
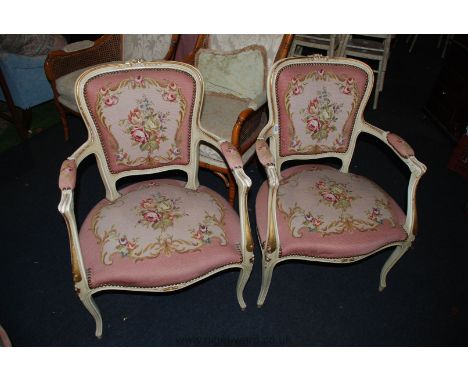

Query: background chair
<box><xmin>45</xmin><ymin>34</ymin><xmax>182</xmax><ymax>141</ymax></box>
<box><xmin>289</xmin><ymin>34</ymin><xmax>342</xmax><ymax>58</ymax></box>
<box><xmin>255</xmin><ymin>55</ymin><xmax>426</xmax><ymax>306</ymax></box>
<box><xmin>188</xmin><ymin>34</ymin><xmax>294</xmax><ymax>205</ymax></box>
<box><xmin>58</xmin><ymin>60</ymin><xmax>254</xmax><ymax>337</ymax></box>
<box><xmin>336</xmin><ymin>34</ymin><xmax>393</xmax><ymax>109</ymax></box>
<box><xmin>0</xmin><ymin>35</ymin><xmax>66</xmax><ymax>139</ymax></box>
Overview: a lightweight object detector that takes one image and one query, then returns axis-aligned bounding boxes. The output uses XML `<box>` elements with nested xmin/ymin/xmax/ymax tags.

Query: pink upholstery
<box><xmin>59</xmin><ymin>159</ymin><xmax>77</xmax><ymax>190</ymax></box>
<box><xmin>220</xmin><ymin>141</ymin><xmax>243</xmax><ymax>169</ymax></box>
<box><xmin>79</xmin><ymin>179</ymin><xmax>242</xmax><ymax>288</ymax></box>
<box><xmin>256</xmin><ymin>164</ymin><xmax>407</xmax><ymax>259</ymax></box>
<box><xmin>275</xmin><ymin>63</ymin><xmax>370</xmax><ymax>156</ymax></box>
<box><xmin>83</xmin><ymin>69</ymin><xmax>196</xmax><ymax>174</ymax></box>
<box><xmin>387</xmin><ymin>133</ymin><xmax>415</xmax><ymax>158</ymax></box>
<box><xmin>256</xmin><ymin>139</ymin><xmax>274</xmax><ymax>166</ymax></box>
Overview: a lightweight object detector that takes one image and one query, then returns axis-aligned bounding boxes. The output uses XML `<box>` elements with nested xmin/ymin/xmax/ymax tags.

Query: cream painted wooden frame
<box><xmin>255</xmin><ymin>55</ymin><xmax>427</xmax><ymax>307</ymax></box>
<box><xmin>58</xmin><ymin>60</ymin><xmax>254</xmax><ymax>338</ymax></box>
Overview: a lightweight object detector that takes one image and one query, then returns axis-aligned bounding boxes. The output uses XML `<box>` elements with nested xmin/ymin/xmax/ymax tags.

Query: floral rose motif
<box><xmin>307</xmin><ymin>98</ymin><xmax>319</xmax><ymax>114</ymax></box>
<box><xmin>316</xmin><ymin>177</ymin><xmax>356</xmax><ymax>211</ymax></box>
<box><xmin>128</xmin><ymin>108</ymin><xmax>143</xmax><ymax>125</ymax></box>
<box><xmin>136</xmin><ymin>192</ymin><xmax>186</xmax><ymax>231</ymax></box>
<box><xmin>300</xmin><ymin>87</ymin><xmax>343</xmax><ymax>142</ymax></box>
<box><xmin>293</xmin><ymin>85</ymin><xmax>304</xmax><ymax>95</ymax></box>
<box><xmin>143</xmin><ymin>210</ymin><xmax>162</xmax><ymax>223</ymax></box>
<box><xmin>162</xmin><ymin>91</ymin><xmax>177</xmax><ymax>102</ymax></box>
<box><xmin>304</xmin><ymin>213</ymin><xmax>323</xmax><ymax>227</ymax></box>
<box><xmin>191</xmin><ymin>222</ymin><xmax>216</xmax><ymax>244</ymax></box>
<box><xmin>306</xmin><ymin>116</ymin><xmax>321</xmax><ymax>133</ymax></box>
<box><xmin>340</xmin><ymin>85</ymin><xmax>351</xmax><ymax>95</ymax></box>
<box><xmin>115</xmin><ymin>236</ymin><xmax>138</xmax><ymax>258</ymax></box>
<box><xmin>323</xmin><ymin>192</ymin><xmax>338</xmax><ymax>204</ymax></box>
<box><xmin>104</xmin><ymin>95</ymin><xmax>119</xmax><ymax>107</ymax></box>
<box><xmin>130</xmin><ymin>126</ymin><xmax>149</xmax><ymax>144</ymax></box>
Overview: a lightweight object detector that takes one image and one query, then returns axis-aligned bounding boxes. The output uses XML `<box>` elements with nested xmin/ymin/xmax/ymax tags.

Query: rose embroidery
<box><xmin>316</xmin><ymin>178</ymin><xmax>356</xmax><ymax>211</ymax></box>
<box><xmin>300</xmin><ymin>87</ymin><xmax>343</xmax><ymax>142</ymax></box>
<box><xmin>119</xmin><ymin>95</ymin><xmax>176</xmax><ymax>156</ymax></box>
<box><xmin>136</xmin><ymin>193</ymin><xmax>187</xmax><ymax>231</ymax></box>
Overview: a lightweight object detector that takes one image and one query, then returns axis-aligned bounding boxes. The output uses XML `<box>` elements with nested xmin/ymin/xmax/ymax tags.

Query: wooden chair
<box><xmin>187</xmin><ymin>34</ymin><xmax>294</xmax><ymax>205</ymax></box>
<box><xmin>255</xmin><ymin>55</ymin><xmax>426</xmax><ymax>306</ymax></box>
<box><xmin>289</xmin><ymin>34</ymin><xmax>342</xmax><ymax>58</ymax></box>
<box><xmin>337</xmin><ymin>34</ymin><xmax>393</xmax><ymax>109</ymax></box>
<box><xmin>58</xmin><ymin>60</ymin><xmax>254</xmax><ymax>337</ymax></box>
<box><xmin>45</xmin><ymin>34</ymin><xmax>185</xmax><ymax>141</ymax></box>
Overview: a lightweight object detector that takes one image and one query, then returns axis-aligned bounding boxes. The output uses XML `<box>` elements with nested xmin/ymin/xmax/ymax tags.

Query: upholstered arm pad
<box><xmin>220</xmin><ymin>141</ymin><xmax>244</xmax><ymax>169</ymax></box>
<box><xmin>59</xmin><ymin>159</ymin><xmax>77</xmax><ymax>190</ymax></box>
<box><xmin>256</xmin><ymin>139</ymin><xmax>275</xmax><ymax>167</ymax></box>
<box><xmin>387</xmin><ymin>133</ymin><xmax>415</xmax><ymax>158</ymax></box>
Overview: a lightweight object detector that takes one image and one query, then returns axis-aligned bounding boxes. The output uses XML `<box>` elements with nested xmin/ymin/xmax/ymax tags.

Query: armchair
<box><xmin>191</xmin><ymin>34</ymin><xmax>294</xmax><ymax>205</ymax></box>
<box><xmin>45</xmin><ymin>34</ymin><xmax>182</xmax><ymax>141</ymax></box>
<box><xmin>58</xmin><ymin>60</ymin><xmax>254</xmax><ymax>337</ymax></box>
<box><xmin>0</xmin><ymin>34</ymin><xmax>66</xmax><ymax>139</ymax></box>
<box><xmin>255</xmin><ymin>55</ymin><xmax>426</xmax><ymax>306</ymax></box>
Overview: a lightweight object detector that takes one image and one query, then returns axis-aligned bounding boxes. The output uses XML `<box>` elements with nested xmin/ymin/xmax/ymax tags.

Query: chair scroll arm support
<box><xmin>219</xmin><ymin>141</ymin><xmax>254</xmax><ymax>254</ymax></box>
<box><xmin>256</xmin><ymin>138</ymin><xmax>280</xmax><ymax>257</ymax></box>
<box><xmin>198</xmin><ymin>128</ymin><xmax>254</xmax><ymax>254</ymax></box>
<box><xmin>57</xmin><ymin>142</ymin><xmax>95</xmax><ymax>284</ymax></box>
<box><xmin>360</xmin><ymin>122</ymin><xmax>427</xmax><ymax>236</ymax></box>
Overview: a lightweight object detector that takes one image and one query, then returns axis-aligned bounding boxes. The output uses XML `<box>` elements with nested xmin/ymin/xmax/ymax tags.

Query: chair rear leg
<box><xmin>257</xmin><ymin>258</ymin><xmax>276</xmax><ymax>308</ymax></box>
<box><xmin>236</xmin><ymin>259</ymin><xmax>254</xmax><ymax>310</ymax></box>
<box><xmin>55</xmin><ymin>102</ymin><xmax>70</xmax><ymax>141</ymax></box>
<box><xmin>379</xmin><ymin>242</ymin><xmax>411</xmax><ymax>292</ymax></box>
<box><xmin>79</xmin><ymin>290</ymin><xmax>103</xmax><ymax>338</ymax></box>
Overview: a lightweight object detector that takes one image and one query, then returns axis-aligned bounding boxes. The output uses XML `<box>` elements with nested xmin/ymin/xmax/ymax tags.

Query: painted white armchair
<box><xmin>255</xmin><ymin>55</ymin><xmax>427</xmax><ymax>306</ymax></box>
<box><xmin>58</xmin><ymin>60</ymin><xmax>254</xmax><ymax>337</ymax></box>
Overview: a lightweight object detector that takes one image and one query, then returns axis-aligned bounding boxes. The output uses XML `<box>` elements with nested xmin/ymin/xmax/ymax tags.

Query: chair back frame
<box><xmin>73</xmin><ymin>60</ymin><xmax>206</xmax><ymax>201</ymax></box>
<box><xmin>262</xmin><ymin>55</ymin><xmax>375</xmax><ymax>178</ymax></box>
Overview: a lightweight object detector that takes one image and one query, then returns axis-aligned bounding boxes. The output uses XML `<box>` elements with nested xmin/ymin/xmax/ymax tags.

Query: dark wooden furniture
<box><xmin>425</xmin><ymin>35</ymin><xmax>468</xmax><ymax>142</ymax></box>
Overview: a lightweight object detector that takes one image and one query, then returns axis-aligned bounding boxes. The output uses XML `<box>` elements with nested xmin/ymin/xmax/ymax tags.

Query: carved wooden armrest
<box><xmin>387</xmin><ymin>132</ymin><xmax>415</xmax><ymax>159</ymax></box>
<box><xmin>59</xmin><ymin>159</ymin><xmax>77</xmax><ymax>191</ymax></box>
<box><xmin>361</xmin><ymin>122</ymin><xmax>426</xmax><ymax>174</ymax></box>
<box><xmin>360</xmin><ymin>122</ymin><xmax>427</xmax><ymax>236</ymax></box>
<box><xmin>45</xmin><ymin>35</ymin><xmax>122</xmax><ymax>82</ymax></box>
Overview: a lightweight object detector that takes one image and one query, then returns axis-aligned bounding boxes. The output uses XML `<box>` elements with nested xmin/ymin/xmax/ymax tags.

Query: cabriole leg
<box><xmin>379</xmin><ymin>242</ymin><xmax>411</xmax><ymax>292</ymax></box>
<box><xmin>257</xmin><ymin>257</ymin><xmax>276</xmax><ymax>308</ymax></box>
<box><xmin>79</xmin><ymin>290</ymin><xmax>103</xmax><ymax>338</ymax></box>
<box><xmin>236</xmin><ymin>260</ymin><xmax>253</xmax><ymax>310</ymax></box>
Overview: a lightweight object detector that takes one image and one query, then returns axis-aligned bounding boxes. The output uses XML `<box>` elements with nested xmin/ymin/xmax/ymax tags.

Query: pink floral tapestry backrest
<box><xmin>274</xmin><ymin>61</ymin><xmax>371</xmax><ymax>157</ymax></box>
<box><xmin>81</xmin><ymin>67</ymin><xmax>196</xmax><ymax>175</ymax></box>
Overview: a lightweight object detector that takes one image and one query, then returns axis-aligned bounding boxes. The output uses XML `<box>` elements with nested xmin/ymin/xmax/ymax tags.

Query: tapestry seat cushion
<box><xmin>79</xmin><ymin>179</ymin><xmax>242</xmax><ymax>289</ymax></box>
<box><xmin>256</xmin><ymin>164</ymin><xmax>407</xmax><ymax>259</ymax></box>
